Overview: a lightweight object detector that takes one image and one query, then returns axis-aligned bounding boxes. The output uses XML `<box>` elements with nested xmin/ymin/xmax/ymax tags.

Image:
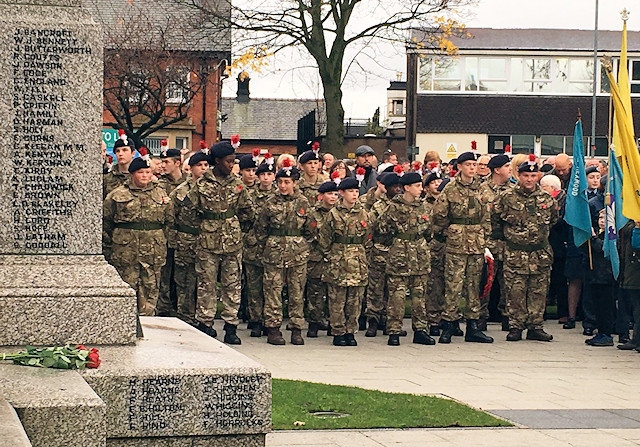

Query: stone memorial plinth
<box><xmin>0</xmin><ymin>0</ymin><xmax>137</xmax><ymax>345</ymax></box>
<box><xmin>81</xmin><ymin>318</ymin><xmax>271</xmax><ymax>446</ymax></box>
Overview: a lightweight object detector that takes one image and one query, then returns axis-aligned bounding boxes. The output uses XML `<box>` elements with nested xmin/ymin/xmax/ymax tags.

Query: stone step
<box><xmin>0</xmin><ymin>399</ymin><xmax>32</xmax><ymax>447</ymax></box>
<box><xmin>0</xmin><ymin>364</ymin><xmax>106</xmax><ymax>447</ymax></box>
<box><xmin>80</xmin><ymin>317</ymin><xmax>271</xmax><ymax>446</ymax></box>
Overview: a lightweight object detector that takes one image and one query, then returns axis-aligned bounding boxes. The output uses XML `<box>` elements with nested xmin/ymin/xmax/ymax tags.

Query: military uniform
<box><xmin>298</xmin><ymin>172</ymin><xmax>329</xmax><ymax>205</ymax></box>
<box><xmin>306</xmin><ymin>201</ymin><xmax>332</xmax><ymax>333</ymax></box>
<box><xmin>493</xmin><ymin>183</ymin><xmax>558</xmax><ymax>339</ymax></box>
<box><xmin>317</xmin><ymin>197</ymin><xmax>369</xmax><ymax>345</ymax></box>
<box><xmin>103</xmin><ymin>167</ymin><xmax>130</xmax><ymax>199</ymax></box>
<box><xmin>432</xmin><ymin>163</ymin><xmax>493</xmax><ymax>343</ymax></box>
<box><xmin>156</xmin><ymin>171</ymin><xmax>189</xmax><ymax>316</ymax></box>
<box><xmin>253</xmin><ymin>191</ymin><xmax>311</xmax><ymax>336</ymax></box>
<box><xmin>194</xmin><ymin>169</ymin><xmax>253</xmax><ymax>330</ymax></box>
<box><xmin>424</xmin><ymin>192</ymin><xmax>444</xmax><ymax>332</ymax></box>
<box><xmin>103</xmin><ymin>178</ymin><xmax>170</xmax><ymax>316</ymax></box>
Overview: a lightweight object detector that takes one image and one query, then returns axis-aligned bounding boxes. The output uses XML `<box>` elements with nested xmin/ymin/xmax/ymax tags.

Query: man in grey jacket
<box><xmin>355</xmin><ymin>145</ymin><xmax>378</xmax><ymax>195</ymax></box>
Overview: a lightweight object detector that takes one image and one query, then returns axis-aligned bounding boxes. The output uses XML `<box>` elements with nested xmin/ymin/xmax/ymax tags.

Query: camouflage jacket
<box><xmin>307</xmin><ymin>203</ymin><xmax>333</xmax><ymax>263</ymax></box>
<box><xmin>493</xmin><ymin>184</ymin><xmax>558</xmax><ymax>269</ymax></box>
<box><xmin>298</xmin><ymin>172</ymin><xmax>328</xmax><ymax>205</ymax></box>
<box><xmin>159</xmin><ymin>172</ymin><xmax>189</xmax><ymax>196</ymax></box>
<box><xmin>366</xmin><ymin>196</ymin><xmax>393</xmax><ymax>263</ymax></box>
<box><xmin>432</xmin><ymin>173</ymin><xmax>492</xmax><ymax>255</ymax></box>
<box><xmin>103</xmin><ymin>179</ymin><xmax>170</xmax><ymax>265</ymax></box>
<box><xmin>167</xmin><ymin>177</ymin><xmax>200</xmax><ymax>263</ymax></box>
<box><xmin>485</xmin><ymin>177</ymin><xmax>514</xmax><ymax>261</ymax></box>
<box><xmin>194</xmin><ymin>170</ymin><xmax>253</xmax><ymax>254</ymax></box>
<box><xmin>375</xmin><ymin>195</ymin><xmax>431</xmax><ymax>276</ymax></box>
<box><xmin>359</xmin><ymin>187</ymin><xmax>380</xmax><ymax>211</ymax></box>
<box><xmin>103</xmin><ymin>167</ymin><xmax>130</xmax><ymax>199</ymax></box>
<box><xmin>254</xmin><ymin>191</ymin><xmax>311</xmax><ymax>267</ymax></box>
<box><xmin>317</xmin><ymin>199</ymin><xmax>369</xmax><ymax>286</ymax></box>
<box><xmin>243</xmin><ymin>184</ymin><xmax>277</xmax><ymax>265</ymax></box>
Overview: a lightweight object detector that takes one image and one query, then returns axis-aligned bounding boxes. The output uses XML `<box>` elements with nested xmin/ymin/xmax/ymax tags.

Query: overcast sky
<box><xmin>222</xmin><ymin>1</ymin><xmax>640</xmax><ymax>120</ymax></box>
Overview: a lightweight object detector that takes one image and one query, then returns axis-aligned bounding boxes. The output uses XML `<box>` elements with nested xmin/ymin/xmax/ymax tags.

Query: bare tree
<box><xmin>175</xmin><ymin>0</ymin><xmax>470</xmax><ymax>153</ymax></box>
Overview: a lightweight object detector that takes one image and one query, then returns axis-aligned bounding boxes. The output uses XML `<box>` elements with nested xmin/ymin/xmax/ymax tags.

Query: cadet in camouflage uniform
<box><xmin>422</xmin><ymin>169</ymin><xmax>445</xmax><ymax>336</ymax></box>
<box><xmin>493</xmin><ymin>160</ymin><xmax>558</xmax><ymax>342</ymax></box>
<box><xmin>244</xmin><ymin>156</ymin><xmax>277</xmax><ymax>337</ymax></box>
<box><xmin>103</xmin><ymin>129</ymin><xmax>134</xmax><ymax>199</ymax></box>
<box><xmin>103</xmin><ymin>150</ymin><xmax>170</xmax><ymax>316</ymax></box>
<box><xmin>156</xmin><ymin>147</ymin><xmax>188</xmax><ymax>317</ymax></box>
<box><xmin>297</xmin><ymin>147</ymin><xmax>328</xmax><ymax>204</ymax></box>
<box><xmin>363</xmin><ymin>171</ymin><xmax>404</xmax><ymax>337</ymax></box>
<box><xmin>167</xmin><ymin>150</ymin><xmax>208</xmax><ymax>329</ymax></box>
<box><xmin>238</xmin><ymin>153</ymin><xmax>260</xmax><ymax>324</ymax></box>
<box><xmin>305</xmin><ymin>180</ymin><xmax>339</xmax><ymax>337</ymax></box>
<box><xmin>317</xmin><ymin>177</ymin><xmax>369</xmax><ymax>346</ymax></box>
<box><xmin>483</xmin><ymin>154</ymin><xmax>514</xmax><ymax>331</ymax></box>
<box><xmin>193</xmin><ymin>139</ymin><xmax>253</xmax><ymax>344</ymax></box>
<box><xmin>374</xmin><ymin>172</ymin><xmax>435</xmax><ymax>346</ymax></box>
<box><xmin>432</xmin><ymin>151</ymin><xmax>494</xmax><ymax>344</ymax></box>
<box><xmin>253</xmin><ymin>160</ymin><xmax>311</xmax><ymax>345</ymax></box>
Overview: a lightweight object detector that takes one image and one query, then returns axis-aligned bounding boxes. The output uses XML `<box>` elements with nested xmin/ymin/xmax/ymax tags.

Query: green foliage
<box><xmin>272</xmin><ymin>379</ymin><xmax>510</xmax><ymax>430</ymax></box>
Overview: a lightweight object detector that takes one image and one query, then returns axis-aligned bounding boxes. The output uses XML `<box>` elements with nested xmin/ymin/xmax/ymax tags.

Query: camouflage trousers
<box><xmin>263</xmin><ymin>263</ymin><xmax>307</xmax><ymax>330</ymax></box>
<box><xmin>113</xmin><ymin>259</ymin><xmax>163</xmax><ymax>316</ymax></box>
<box><xmin>305</xmin><ymin>260</ymin><xmax>328</xmax><ymax>324</ymax></box>
<box><xmin>364</xmin><ymin>258</ymin><xmax>389</xmax><ymax>323</ymax></box>
<box><xmin>480</xmin><ymin>260</ymin><xmax>505</xmax><ymax>319</ymax></box>
<box><xmin>156</xmin><ymin>247</ymin><xmax>177</xmax><ymax>315</ymax></box>
<box><xmin>504</xmin><ymin>268</ymin><xmax>550</xmax><ymax>330</ymax></box>
<box><xmin>327</xmin><ymin>284</ymin><xmax>364</xmax><ymax>336</ymax></box>
<box><xmin>426</xmin><ymin>247</ymin><xmax>445</xmax><ymax>325</ymax></box>
<box><xmin>442</xmin><ymin>252</ymin><xmax>483</xmax><ymax>322</ymax></box>
<box><xmin>174</xmin><ymin>260</ymin><xmax>197</xmax><ymax>326</ymax></box>
<box><xmin>244</xmin><ymin>262</ymin><xmax>265</xmax><ymax>324</ymax></box>
<box><xmin>195</xmin><ymin>249</ymin><xmax>242</xmax><ymax>327</ymax></box>
<box><xmin>387</xmin><ymin>275</ymin><xmax>428</xmax><ymax>334</ymax></box>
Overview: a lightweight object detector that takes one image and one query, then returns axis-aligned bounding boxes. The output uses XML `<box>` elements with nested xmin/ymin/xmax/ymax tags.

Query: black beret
<box><xmin>487</xmin><ymin>154</ymin><xmax>510</xmax><ymax>169</ymax></box>
<box><xmin>160</xmin><ymin>148</ymin><xmax>181</xmax><ymax>159</ymax></box>
<box><xmin>209</xmin><ymin>141</ymin><xmax>235</xmax><ymax>163</ymax></box>
<box><xmin>380</xmin><ymin>172</ymin><xmax>401</xmax><ymax>187</ymax></box>
<box><xmin>437</xmin><ymin>177</ymin><xmax>451</xmax><ymax>192</ymax></box>
<box><xmin>540</xmin><ymin>164</ymin><xmax>554</xmax><ymax>174</ymax></box>
<box><xmin>423</xmin><ymin>171</ymin><xmax>442</xmax><ymax>186</ymax></box>
<box><xmin>457</xmin><ymin>151</ymin><xmax>477</xmax><ymax>164</ymax></box>
<box><xmin>318</xmin><ymin>181</ymin><xmax>339</xmax><ymax>194</ymax></box>
<box><xmin>128</xmin><ymin>156</ymin><xmax>151</xmax><ymax>173</ymax></box>
<box><xmin>337</xmin><ymin>177</ymin><xmax>359</xmax><ymax>190</ymax></box>
<box><xmin>239</xmin><ymin>154</ymin><xmax>258</xmax><ymax>170</ymax></box>
<box><xmin>399</xmin><ymin>172</ymin><xmax>422</xmax><ymax>185</ymax></box>
<box><xmin>276</xmin><ymin>166</ymin><xmax>300</xmax><ymax>180</ymax></box>
<box><xmin>113</xmin><ymin>137</ymin><xmax>135</xmax><ymax>151</ymax></box>
<box><xmin>518</xmin><ymin>161</ymin><xmax>539</xmax><ymax>173</ymax></box>
<box><xmin>299</xmin><ymin>150</ymin><xmax>322</xmax><ymax>164</ymax></box>
<box><xmin>255</xmin><ymin>161</ymin><xmax>275</xmax><ymax>175</ymax></box>
<box><xmin>188</xmin><ymin>151</ymin><xmax>208</xmax><ymax>166</ymax></box>
<box><xmin>585</xmin><ymin>166</ymin><xmax>600</xmax><ymax>176</ymax></box>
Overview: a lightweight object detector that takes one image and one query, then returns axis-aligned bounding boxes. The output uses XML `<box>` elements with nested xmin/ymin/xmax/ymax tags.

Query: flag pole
<box><xmin>579</xmin><ymin>108</ymin><xmax>595</xmax><ymax>269</ymax></box>
<box><xmin>591</xmin><ymin>0</ymin><xmax>599</xmax><ymax>157</ymax></box>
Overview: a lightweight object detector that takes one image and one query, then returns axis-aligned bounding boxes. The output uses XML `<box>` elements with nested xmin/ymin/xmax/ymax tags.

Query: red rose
<box><xmin>87</xmin><ymin>349</ymin><xmax>101</xmax><ymax>369</ymax></box>
<box><xmin>76</xmin><ymin>345</ymin><xmax>88</xmax><ymax>351</ymax></box>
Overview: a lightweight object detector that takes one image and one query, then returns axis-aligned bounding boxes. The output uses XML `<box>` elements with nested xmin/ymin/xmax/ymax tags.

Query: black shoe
<box><xmin>619</xmin><ymin>333</ymin><xmax>631</xmax><ymax>344</ymax></box>
<box><xmin>250</xmin><ymin>323</ymin><xmax>263</xmax><ymax>338</ymax></box>
<box><xmin>526</xmin><ymin>328</ymin><xmax>553</xmax><ymax>342</ymax></box>
<box><xmin>618</xmin><ymin>341</ymin><xmax>638</xmax><ymax>350</ymax></box>
<box><xmin>223</xmin><ymin>323</ymin><xmax>241</xmax><ymax>345</ymax></box>
<box><xmin>333</xmin><ymin>335</ymin><xmax>347</xmax><ymax>346</ymax></box>
<box><xmin>387</xmin><ymin>334</ymin><xmax>400</xmax><ymax>346</ymax></box>
<box><xmin>583</xmin><ymin>327</ymin><xmax>595</xmax><ymax>336</ymax></box>
<box><xmin>439</xmin><ymin>320</ymin><xmax>453</xmax><ymax>344</ymax></box>
<box><xmin>365</xmin><ymin>319</ymin><xmax>378</xmax><ymax>337</ymax></box>
<box><xmin>196</xmin><ymin>322</ymin><xmax>217</xmax><ymax>338</ymax></box>
<box><xmin>465</xmin><ymin>320</ymin><xmax>494</xmax><ymax>343</ymax></box>
<box><xmin>429</xmin><ymin>325</ymin><xmax>441</xmax><ymax>337</ymax></box>
<box><xmin>563</xmin><ymin>319</ymin><xmax>576</xmax><ymax>329</ymax></box>
<box><xmin>413</xmin><ymin>330</ymin><xmax>436</xmax><ymax>345</ymax></box>
<box><xmin>344</xmin><ymin>333</ymin><xmax>358</xmax><ymax>346</ymax></box>
<box><xmin>452</xmin><ymin>320</ymin><xmax>464</xmax><ymax>337</ymax></box>
<box><xmin>506</xmin><ymin>328</ymin><xmax>522</xmax><ymax>341</ymax></box>
<box><xmin>307</xmin><ymin>322</ymin><xmax>319</xmax><ymax>338</ymax></box>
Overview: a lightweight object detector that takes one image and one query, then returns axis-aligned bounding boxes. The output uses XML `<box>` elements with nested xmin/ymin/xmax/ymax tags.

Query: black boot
<box><xmin>358</xmin><ymin>314</ymin><xmax>367</xmax><ymax>331</ymax></box>
<box><xmin>344</xmin><ymin>333</ymin><xmax>358</xmax><ymax>346</ymax></box>
<box><xmin>333</xmin><ymin>335</ymin><xmax>347</xmax><ymax>346</ymax></box>
<box><xmin>197</xmin><ymin>321</ymin><xmax>217</xmax><ymax>339</ymax></box>
<box><xmin>365</xmin><ymin>319</ymin><xmax>378</xmax><ymax>337</ymax></box>
<box><xmin>250</xmin><ymin>323</ymin><xmax>263</xmax><ymax>338</ymax></box>
<box><xmin>452</xmin><ymin>320</ymin><xmax>464</xmax><ymax>336</ymax></box>
<box><xmin>307</xmin><ymin>322</ymin><xmax>320</xmax><ymax>338</ymax></box>
<box><xmin>477</xmin><ymin>318</ymin><xmax>488</xmax><ymax>332</ymax></box>
<box><xmin>387</xmin><ymin>334</ymin><xmax>400</xmax><ymax>346</ymax></box>
<box><xmin>501</xmin><ymin>316</ymin><xmax>510</xmax><ymax>332</ymax></box>
<box><xmin>465</xmin><ymin>319</ymin><xmax>493</xmax><ymax>343</ymax></box>
<box><xmin>223</xmin><ymin>323</ymin><xmax>242</xmax><ymax>345</ymax></box>
<box><xmin>429</xmin><ymin>325</ymin><xmax>440</xmax><ymax>337</ymax></box>
<box><xmin>439</xmin><ymin>320</ymin><xmax>453</xmax><ymax>344</ymax></box>
<box><xmin>413</xmin><ymin>330</ymin><xmax>436</xmax><ymax>345</ymax></box>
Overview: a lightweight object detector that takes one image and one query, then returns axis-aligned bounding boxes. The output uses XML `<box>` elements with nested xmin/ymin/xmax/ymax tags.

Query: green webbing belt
<box><xmin>114</xmin><ymin>222</ymin><xmax>163</xmax><ymax>231</ymax></box>
<box><xmin>202</xmin><ymin>209</ymin><xmax>235</xmax><ymax>220</ymax></box>
<box><xmin>268</xmin><ymin>229</ymin><xmax>302</xmax><ymax>237</ymax></box>
<box><xmin>173</xmin><ymin>224</ymin><xmax>200</xmax><ymax>235</ymax></box>
<box><xmin>333</xmin><ymin>235</ymin><xmax>365</xmax><ymax>244</ymax></box>
<box><xmin>395</xmin><ymin>232</ymin><xmax>421</xmax><ymax>241</ymax></box>
<box><xmin>506</xmin><ymin>240</ymin><xmax>548</xmax><ymax>252</ymax></box>
<box><xmin>450</xmin><ymin>217</ymin><xmax>481</xmax><ymax>225</ymax></box>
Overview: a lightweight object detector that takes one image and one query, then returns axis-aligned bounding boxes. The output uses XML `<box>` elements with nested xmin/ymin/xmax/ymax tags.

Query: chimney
<box><xmin>236</xmin><ymin>72</ymin><xmax>250</xmax><ymax>103</ymax></box>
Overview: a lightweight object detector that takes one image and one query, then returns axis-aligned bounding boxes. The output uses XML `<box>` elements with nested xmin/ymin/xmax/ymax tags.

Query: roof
<box><xmin>411</xmin><ymin>28</ymin><xmax>640</xmax><ymax>53</ymax></box>
<box><xmin>83</xmin><ymin>0</ymin><xmax>230</xmax><ymax>54</ymax></box>
<box><xmin>388</xmin><ymin>81</ymin><xmax>407</xmax><ymax>91</ymax></box>
<box><xmin>221</xmin><ymin>97</ymin><xmax>324</xmax><ymax>141</ymax></box>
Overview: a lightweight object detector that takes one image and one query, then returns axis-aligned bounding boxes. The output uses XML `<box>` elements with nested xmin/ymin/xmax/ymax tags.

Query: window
<box><xmin>523</xmin><ymin>59</ymin><xmax>552</xmax><ymax>92</ymax></box>
<box><xmin>418</xmin><ymin>57</ymin><xmax>433</xmax><ymax>91</ymax></box>
<box><xmin>142</xmin><ymin>137</ymin><xmax>165</xmax><ymax>156</ymax></box>
<box><xmin>166</xmin><ymin>67</ymin><xmax>190</xmax><ymax>104</ymax></box>
<box><xmin>175</xmin><ymin>137</ymin><xmax>188</xmax><ymax>150</ymax></box>
<box><xmin>466</xmin><ymin>58</ymin><xmax>508</xmax><ymax>92</ymax></box>
<box><xmin>433</xmin><ymin>57</ymin><xmax>461</xmax><ymax>91</ymax></box>
<box><xmin>511</xmin><ymin>135</ymin><xmax>535</xmax><ymax>154</ymax></box>
<box><xmin>631</xmin><ymin>60</ymin><xmax>640</xmax><ymax>94</ymax></box>
<box><xmin>391</xmin><ymin>99</ymin><xmax>404</xmax><ymax>116</ymax></box>
<box><xmin>540</xmin><ymin>135</ymin><xmax>564</xmax><ymax>156</ymax></box>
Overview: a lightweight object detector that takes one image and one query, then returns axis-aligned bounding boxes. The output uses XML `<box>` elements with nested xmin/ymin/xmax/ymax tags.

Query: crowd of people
<box><xmin>101</xmin><ymin>131</ymin><xmax>640</xmax><ymax>350</ymax></box>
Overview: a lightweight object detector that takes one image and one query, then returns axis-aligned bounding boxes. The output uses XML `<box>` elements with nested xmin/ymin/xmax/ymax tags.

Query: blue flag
<box><xmin>604</xmin><ymin>148</ymin><xmax>628</xmax><ymax>279</ymax></box>
<box><xmin>564</xmin><ymin>120</ymin><xmax>592</xmax><ymax>247</ymax></box>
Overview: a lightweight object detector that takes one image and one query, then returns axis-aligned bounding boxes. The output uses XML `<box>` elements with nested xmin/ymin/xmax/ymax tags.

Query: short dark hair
<box><xmin>382</xmin><ymin>151</ymin><xmax>397</xmax><ymax>163</ymax></box>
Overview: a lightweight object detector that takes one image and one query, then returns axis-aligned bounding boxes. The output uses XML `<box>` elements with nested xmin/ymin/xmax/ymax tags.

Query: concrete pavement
<box><xmin>229</xmin><ymin>320</ymin><xmax>640</xmax><ymax>446</ymax></box>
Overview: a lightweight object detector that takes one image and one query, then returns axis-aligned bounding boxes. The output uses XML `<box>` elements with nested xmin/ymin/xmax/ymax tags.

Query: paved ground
<box><xmin>229</xmin><ymin>320</ymin><xmax>640</xmax><ymax>446</ymax></box>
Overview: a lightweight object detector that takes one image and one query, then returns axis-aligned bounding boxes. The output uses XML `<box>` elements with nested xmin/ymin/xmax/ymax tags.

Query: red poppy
<box><xmin>311</xmin><ymin>221</ymin><xmax>317</xmax><ymax>228</ymax></box>
<box><xmin>237</xmin><ymin>184</ymin><xmax>243</xmax><ymax>191</ymax></box>
<box><xmin>540</xmin><ymin>203</ymin><xmax>547</xmax><ymax>209</ymax></box>
<box><xmin>299</xmin><ymin>208</ymin><xmax>305</xmax><ymax>215</ymax></box>
<box><xmin>421</xmin><ymin>215</ymin><xmax>428</xmax><ymax>221</ymax></box>
<box><xmin>361</xmin><ymin>221</ymin><xmax>367</xmax><ymax>228</ymax></box>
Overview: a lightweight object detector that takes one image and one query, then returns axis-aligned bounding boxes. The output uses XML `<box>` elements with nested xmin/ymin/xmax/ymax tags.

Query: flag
<box><xmin>564</xmin><ymin>119</ymin><xmax>592</xmax><ymax>247</ymax></box>
<box><xmin>606</xmin><ymin>19</ymin><xmax>640</xmax><ymax>221</ymax></box>
<box><xmin>603</xmin><ymin>148</ymin><xmax>628</xmax><ymax>279</ymax></box>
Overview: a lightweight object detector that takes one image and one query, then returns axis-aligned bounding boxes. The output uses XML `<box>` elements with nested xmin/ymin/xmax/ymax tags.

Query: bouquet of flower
<box><xmin>1</xmin><ymin>345</ymin><xmax>100</xmax><ymax>369</ymax></box>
